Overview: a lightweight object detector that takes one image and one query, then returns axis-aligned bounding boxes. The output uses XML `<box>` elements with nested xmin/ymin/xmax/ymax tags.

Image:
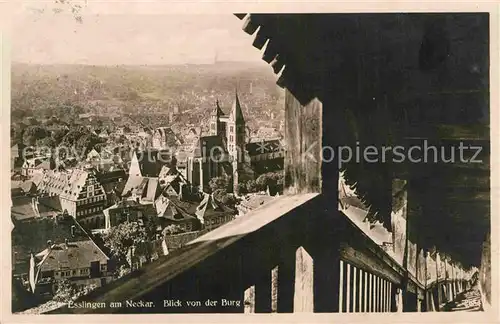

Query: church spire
<box><xmin>231</xmin><ymin>89</ymin><xmax>245</xmax><ymax>123</ymax></box>
<box><xmin>211</xmin><ymin>99</ymin><xmax>224</xmax><ymax>117</ymax></box>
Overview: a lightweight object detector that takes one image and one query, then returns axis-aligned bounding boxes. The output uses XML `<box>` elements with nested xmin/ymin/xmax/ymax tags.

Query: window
<box><xmin>230</xmin><ymin>126</ymin><xmax>234</xmax><ymax>132</ymax></box>
<box><xmin>72</xmin><ymin>270</ymin><xmax>76</xmax><ymax>276</ymax></box>
<box><xmin>100</xmin><ymin>264</ymin><xmax>107</xmax><ymax>272</ymax></box>
<box><xmin>229</xmin><ymin>135</ymin><xmax>234</xmax><ymax>142</ymax></box>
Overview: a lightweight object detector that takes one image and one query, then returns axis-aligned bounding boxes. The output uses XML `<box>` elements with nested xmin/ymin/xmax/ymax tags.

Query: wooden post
<box><xmin>312</xmin><ymin>245</ymin><xmax>341</xmax><ymax>313</ymax></box>
<box><xmin>375</xmin><ymin>276</ymin><xmax>380</xmax><ymax>312</ymax></box>
<box><xmin>368</xmin><ymin>273</ymin><xmax>373</xmax><ymax>312</ymax></box>
<box><xmin>353</xmin><ymin>266</ymin><xmax>358</xmax><ymax>312</ymax></box>
<box><xmin>386</xmin><ymin>281</ymin><xmax>390</xmax><ymax>312</ymax></box>
<box><xmin>364</xmin><ymin>271</ymin><xmax>368</xmax><ymax>312</ymax></box>
<box><xmin>358</xmin><ymin>268</ymin><xmax>364</xmax><ymax>312</ymax></box>
<box><xmin>339</xmin><ymin>260</ymin><xmax>344</xmax><ymax>313</ymax></box>
<box><xmin>294</xmin><ymin>246</ymin><xmax>314</xmax><ymax>312</ymax></box>
<box><xmin>283</xmin><ymin>90</ymin><xmax>322</xmax><ymax>195</ymax></box>
<box><xmin>346</xmin><ymin>263</ymin><xmax>351</xmax><ymax>312</ymax></box>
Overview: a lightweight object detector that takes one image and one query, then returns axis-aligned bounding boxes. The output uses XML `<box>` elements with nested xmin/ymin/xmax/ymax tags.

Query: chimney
<box><xmin>47</xmin><ymin>240</ymin><xmax>52</xmax><ymax>247</ymax></box>
<box><xmin>64</xmin><ymin>238</ymin><xmax>69</xmax><ymax>249</ymax></box>
<box><xmin>71</xmin><ymin>225</ymin><xmax>76</xmax><ymax>237</ymax></box>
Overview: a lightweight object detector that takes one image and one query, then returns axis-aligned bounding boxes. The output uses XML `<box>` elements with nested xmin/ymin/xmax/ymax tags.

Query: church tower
<box><xmin>209</xmin><ymin>99</ymin><xmax>225</xmax><ymax>138</ymax></box>
<box><xmin>227</xmin><ymin>91</ymin><xmax>246</xmax><ymax>195</ymax></box>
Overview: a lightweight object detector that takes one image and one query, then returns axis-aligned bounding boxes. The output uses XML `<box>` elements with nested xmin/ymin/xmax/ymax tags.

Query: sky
<box><xmin>11</xmin><ymin>5</ymin><xmax>264</xmax><ymax>65</ymax></box>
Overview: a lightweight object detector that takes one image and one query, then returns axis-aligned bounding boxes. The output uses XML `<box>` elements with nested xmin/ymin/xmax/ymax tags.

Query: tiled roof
<box><xmin>195</xmin><ymin>193</ymin><xmax>235</xmax><ymax>221</ymax></box>
<box><xmin>122</xmin><ymin>175</ymin><xmax>143</xmax><ymax>196</ymax></box>
<box><xmin>155</xmin><ymin>196</ymin><xmax>198</xmax><ymax>222</ymax></box>
<box><xmin>133</xmin><ymin>149</ymin><xmax>172</xmax><ymax>177</ymax></box>
<box><xmin>245</xmin><ymin>139</ymin><xmax>283</xmax><ymax>156</ymax></box>
<box><xmin>143</xmin><ymin>178</ymin><xmax>160</xmax><ymax>202</ymax></box>
<box><xmin>122</xmin><ymin>175</ymin><xmax>161</xmax><ymax>202</ymax></box>
<box><xmin>11</xmin><ymin>215</ymin><xmax>90</xmax><ymax>275</ymax></box>
<box><xmin>38</xmin><ymin>240</ymin><xmax>109</xmax><ymax>272</ymax></box>
<box><xmin>37</xmin><ymin>169</ymin><xmax>80</xmax><ymax>199</ymax></box>
<box><xmin>11</xmin><ymin>187</ymin><xmax>25</xmax><ymax>198</ymax></box>
<box><xmin>211</xmin><ymin>101</ymin><xmax>226</xmax><ymax>117</ymax></box>
<box><xmin>11</xmin><ymin>197</ymin><xmax>37</xmax><ymax>221</ymax></box>
<box><xmin>154</xmin><ymin>127</ymin><xmax>183</xmax><ymax>146</ymax></box>
<box><xmin>11</xmin><ymin>196</ymin><xmax>62</xmax><ymax>221</ymax></box>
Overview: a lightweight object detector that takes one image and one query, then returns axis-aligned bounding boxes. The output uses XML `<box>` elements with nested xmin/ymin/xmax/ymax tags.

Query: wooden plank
<box><xmin>363</xmin><ymin>271</ymin><xmax>369</xmax><ymax>313</ymax></box>
<box><xmin>242</xmin><ymin>14</ymin><xmax>259</xmax><ymax>35</ymax></box>
<box><xmin>252</xmin><ymin>29</ymin><xmax>269</xmax><ymax>50</ymax></box>
<box><xmin>262</xmin><ymin>40</ymin><xmax>279</xmax><ymax>63</ymax></box>
<box><xmin>294</xmin><ymin>246</ymin><xmax>314</xmax><ymax>312</ymax></box>
<box><xmin>244</xmin><ymin>286</ymin><xmax>255</xmax><ymax>313</ymax></box>
<box><xmin>369</xmin><ymin>273</ymin><xmax>373</xmax><ymax>312</ymax></box>
<box><xmin>284</xmin><ymin>90</ymin><xmax>322</xmax><ymax>195</ymax></box>
<box><xmin>339</xmin><ymin>260</ymin><xmax>344</xmax><ymax>313</ymax></box>
<box><xmin>234</xmin><ymin>14</ymin><xmax>247</xmax><ymax>20</ymax></box>
<box><xmin>272</xmin><ymin>55</ymin><xmax>285</xmax><ymax>74</ymax></box>
<box><xmin>358</xmin><ymin>268</ymin><xmax>363</xmax><ymax>312</ymax></box>
<box><xmin>353</xmin><ymin>266</ymin><xmax>357</xmax><ymax>312</ymax></box>
<box><xmin>346</xmin><ymin>263</ymin><xmax>351</xmax><ymax>312</ymax></box>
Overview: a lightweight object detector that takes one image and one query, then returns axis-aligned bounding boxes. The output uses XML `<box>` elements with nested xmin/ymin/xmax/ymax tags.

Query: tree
<box><xmin>22</xmin><ymin>125</ymin><xmax>50</xmax><ymax>146</ymax></box>
<box><xmin>213</xmin><ymin>188</ymin><xmax>238</xmax><ymax>208</ymax></box>
<box><xmin>162</xmin><ymin>224</ymin><xmax>186</xmax><ymax>237</ymax></box>
<box><xmin>53</xmin><ymin>278</ymin><xmax>97</xmax><ymax>303</ymax></box>
<box><xmin>212</xmin><ymin>188</ymin><xmax>227</xmax><ymax>201</ymax></box>
<box><xmin>53</xmin><ymin>279</ymin><xmax>76</xmax><ymax>303</ymax></box>
<box><xmin>102</xmin><ymin>222</ymin><xmax>148</xmax><ymax>263</ymax></box>
<box><xmin>220</xmin><ymin>193</ymin><xmax>237</xmax><ymax>208</ymax></box>
<box><xmin>36</xmin><ymin>136</ymin><xmax>56</xmax><ymax>149</ymax></box>
<box><xmin>237</xmin><ymin>183</ymin><xmax>248</xmax><ymax>195</ymax></box>
<box><xmin>246</xmin><ymin>179</ymin><xmax>258</xmax><ymax>193</ymax></box>
<box><xmin>256</xmin><ymin>173</ymin><xmax>273</xmax><ymax>191</ymax></box>
<box><xmin>51</xmin><ymin>128</ymin><xmax>69</xmax><ymax>145</ymax></box>
<box><xmin>256</xmin><ymin>171</ymin><xmax>284</xmax><ymax>191</ymax></box>
<box><xmin>208</xmin><ymin>176</ymin><xmax>230</xmax><ymax>193</ymax></box>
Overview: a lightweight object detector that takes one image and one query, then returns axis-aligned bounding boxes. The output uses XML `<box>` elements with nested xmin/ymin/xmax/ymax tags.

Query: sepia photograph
<box><xmin>5</xmin><ymin>1</ymin><xmax>495</xmax><ymax>319</ymax></box>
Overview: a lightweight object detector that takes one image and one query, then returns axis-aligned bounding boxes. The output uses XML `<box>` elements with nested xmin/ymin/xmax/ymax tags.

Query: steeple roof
<box><xmin>230</xmin><ymin>91</ymin><xmax>245</xmax><ymax>122</ymax></box>
<box><xmin>211</xmin><ymin>99</ymin><xmax>225</xmax><ymax>117</ymax></box>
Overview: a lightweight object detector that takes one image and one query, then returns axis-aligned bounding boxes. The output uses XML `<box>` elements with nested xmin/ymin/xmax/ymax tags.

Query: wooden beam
<box><xmin>283</xmin><ymin>90</ymin><xmax>321</xmax><ymax>195</ymax></box>
<box><xmin>294</xmin><ymin>246</ymin><xmax>314</xmax><ymax>312</ymax></box>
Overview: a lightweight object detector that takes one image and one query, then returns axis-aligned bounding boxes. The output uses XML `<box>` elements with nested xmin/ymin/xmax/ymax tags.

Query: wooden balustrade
<box><xmin>51</xmin><ymin>192</ymin><xmax>473</xmax><ymax>314</ymax></box>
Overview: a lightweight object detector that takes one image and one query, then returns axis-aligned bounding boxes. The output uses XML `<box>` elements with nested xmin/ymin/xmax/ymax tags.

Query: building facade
<box><xmin>36</xmin><ymin>168</ymin><xmax>107</xmax><ymax>229</ymax></box>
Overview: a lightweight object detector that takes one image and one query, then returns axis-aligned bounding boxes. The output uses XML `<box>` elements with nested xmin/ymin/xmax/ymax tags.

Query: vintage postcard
<box><xmin>1</xmin><ymin>1</ymin><xmax>498</xmax><ymax>323</ymax></box>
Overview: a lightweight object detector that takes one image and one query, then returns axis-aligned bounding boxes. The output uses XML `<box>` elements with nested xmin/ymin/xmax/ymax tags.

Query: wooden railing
<box><xmin>49</xmin><ymin>191</ymin><xmax>474</xmax><ymax>314</ymax></box>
